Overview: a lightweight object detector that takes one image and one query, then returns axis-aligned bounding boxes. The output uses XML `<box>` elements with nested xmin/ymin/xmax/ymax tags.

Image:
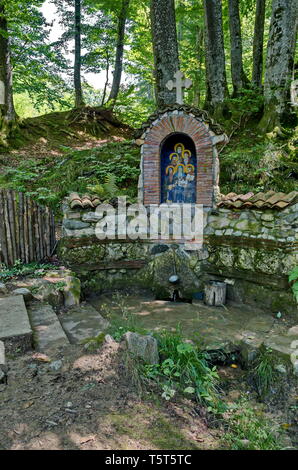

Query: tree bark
<box><xmin>0</xmin><ymin>2</ymin><xmax>17</xmax><ymax>146</ymax></box>
<box><xmin>74</xmin><ymin>0</ymin><xmax>84</xmax><ymax>108</ymax></box>
<box><xmin>108</xmin><ymin>0</ymin><xmax>130</xmax><ymax>106</ymax></box>
<box><xmin>0</xmin><ymin>3</ymin><xmax>15</xmax><ymax>120</ymax></box>
<box><xmin>203</xmin><ymin>0</ymin><xmax>228</xmax><ymax>118</ymax></box>
<box><xmin>150</xmin><ymin>0</ymin><xmax>180</xmax><ymax>108</ymax></box>
<box><xmin>101</xmin><ymin>51</ymin><xmax>110</xmax><ymax>106</ymax></box>
<box><xmin>193</xmin><ymin>25</ymin><xmax>204</xmax><ymax>107</ymax></box>
<box><xmin>252</xmin><ymin>0</ymin><xmax>266</xmax><ymax>89</ymax></box>
<box><xmin>259</xmin><ymin>0</ymin><xmax>298</xmax><ymax>133</ymax></box>
<box><xmin>228</xmin><ymin>0</ymin><xmax>249</xmax><ymax>96</ymax></box>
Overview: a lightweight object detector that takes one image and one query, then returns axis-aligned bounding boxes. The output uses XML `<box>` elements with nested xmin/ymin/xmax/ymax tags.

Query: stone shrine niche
<box><xmin>137</xmin><ymin>108</ymin><xmax>226</xmax><ymax>207</ymax></box>
<box><xmin>160</xmin><ymin>133</ymin><xmax>197</xmax><ymax>204</ymax></box>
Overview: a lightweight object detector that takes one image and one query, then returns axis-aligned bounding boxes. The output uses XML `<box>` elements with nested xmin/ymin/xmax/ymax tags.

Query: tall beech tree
<box><xmin>259</xmin><ymin>0</ymin><xmax>298</xmax><ymax>132</ymax></box>
<box><xmin>176</xmin><ymin>0</ymin><xmax>205</xmax><ymax>107</ymax></box>
<box><xmin>0</xmin><ymin>0</ymin><xmax>16</xmax><ymax>143</ymax></box>
<box><xmin>203</xmin><ymin>0</ymin><xmax>228</xmax><ymax>118</ymax></box>
<box><xmin>150</xmin><ymin>0</ymin><xmax>180</xmax><ymax>108</ymax></box>
<box><xmin>252</xmin><ymin>0</ymin><xmax>266</xmax><ymax>89</ymax></box>
<box><xmin>108</xmin><ymin>0</ymin><xmax>130</xmax><ymax>106</ymax></box>
<box><xmin>74</xmin><ymin>0</ymin><xmax>85</xmax><ymax>107</ymax></box>
<box><xmin>228</xmin><ymin>0</ymin><xmax>249</xmax><ymax>96</ymax></box>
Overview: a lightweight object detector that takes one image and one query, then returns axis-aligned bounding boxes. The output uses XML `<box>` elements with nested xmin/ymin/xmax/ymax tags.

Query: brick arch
<box><xmin>142</xmin><ymin>113</ymin><xmax>214</xmax><ymax>206</ymax></box>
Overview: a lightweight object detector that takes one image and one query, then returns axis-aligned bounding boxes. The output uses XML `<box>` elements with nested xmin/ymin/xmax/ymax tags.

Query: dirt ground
<box><xmin>0</xmin><ymin>340</ymin><xmax>222</xmax><ymax>450</ymax></box>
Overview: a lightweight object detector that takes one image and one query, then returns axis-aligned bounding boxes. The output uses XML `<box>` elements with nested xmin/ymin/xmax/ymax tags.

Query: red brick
<box><xmin>142</xmin><ymin>112</ymin><xmax>215</xmax><ymax>207</ymax></box>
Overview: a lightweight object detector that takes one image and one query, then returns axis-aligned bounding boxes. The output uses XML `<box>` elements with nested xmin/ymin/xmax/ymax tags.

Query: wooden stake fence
<box><xmin>0</xmin><ymin>189</ymin><xmax>56</xmax><ymax>267</ymax></box>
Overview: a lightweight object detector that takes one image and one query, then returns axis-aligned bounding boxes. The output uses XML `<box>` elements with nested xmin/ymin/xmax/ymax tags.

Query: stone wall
<box><xmin>202</xmin><ymin>204</ymin><xmax>298</xmax><ymax>313</ymax></box>
<box><xmin>59</xmin><ymin>200</ymin><xmax>298</xmax><ymax>314</ymax></box>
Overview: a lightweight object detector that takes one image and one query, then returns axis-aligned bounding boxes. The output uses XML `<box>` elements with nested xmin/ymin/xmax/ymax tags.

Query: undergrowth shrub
<box><xmin>222</xmin><ymin>399</ymin><xmax>282</xmax><ymax>450</ymax></box>
<box><xmin>141</xmin><ymin>329</ymin><xmax>224</xmax><ymax>413</ymax></box>
<box><xmin>0</xmin><ymin>141</ymin><xmax>140</xmax><ymax>212</ymax></box>
<box><xmin>0</xmin><ymin>260</ymin><xmax>55</xmax><ymax>281</ymax></box>
<box><xmin>289</xmin><ymin>267</ymin><xmax>298</xmax><ymax>303</ymax></box>
<box><xmin>249</xmin><ymin>347</ymin><xmax>277</xmax><ymax>400</ymax></box>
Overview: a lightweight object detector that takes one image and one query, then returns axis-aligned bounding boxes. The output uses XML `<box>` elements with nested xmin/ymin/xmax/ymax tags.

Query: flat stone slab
<box><xmin>0</xmin><ymin>340</ymin><xmax>7</xmax><ymax>383</ymax></box>
<box><xmin>0</xmin><ymin>296</ymin><xmax>32</xmax><ymax>353</ymax></box>
<box><xmin>27</xmin><ymin>302</ymin><xmax>69</xmax><ymax>352</ymax></box>
<box><xmin>264</xmin><ymin>334</ymin><xmax>298</xmax><ymax>359</ymax></box>
<box><xmin>59</xmin><ymin>302</ymin><xmax>110</xmax><ymax>344</ymax></box>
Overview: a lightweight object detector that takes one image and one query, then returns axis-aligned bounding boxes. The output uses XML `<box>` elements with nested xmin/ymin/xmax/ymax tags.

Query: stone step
<box><xmin>59</xmin><ymin>302</ymin><xmax>110</xmax><ymax>344</ymax></box>
<box><xmin>264</xmin><ymin>334</ymin><xmax>298</xmax><ymax>376</ymax></box>
<box><xmin>27</xmin><ymin>302</ymin><xmax>70</xmax><ymax>352</ymax></box>
<box><xmin>0</xmin><ymin>296</ymin><xmax>33</xmax><ymax>354</ymax></box>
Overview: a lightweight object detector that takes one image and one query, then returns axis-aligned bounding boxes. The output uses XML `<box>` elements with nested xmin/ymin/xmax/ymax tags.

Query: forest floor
<box><xmin>1</xmin><ymin>333</ymin><xmax>296</xmax><ymax>451</ymax></box>
<box><xmin>0</xmin><ymin>285</ymin><xmax>297</xmax><ymax>451</ymax></box>
<box><xmin>0</xmin><ymin>341</ymin><xmax>222</xmax><ymax>450</ymax></box>
<box><xmin>1</xmin><ymin>107</ymin><xmax>133</xmax><ymax>165</ymax></box>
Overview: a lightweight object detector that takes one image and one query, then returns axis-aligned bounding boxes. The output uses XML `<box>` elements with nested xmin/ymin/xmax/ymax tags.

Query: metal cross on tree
<box><xmin>166</xmin><ymin>71</ymin><xmax>192</xmax><ymax>105</ymax></box>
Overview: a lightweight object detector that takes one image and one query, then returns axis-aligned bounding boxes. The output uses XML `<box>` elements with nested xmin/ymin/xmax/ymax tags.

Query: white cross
<box><xmin>166</xmin><ymin>71</ymin><xmax>192</xmax><ymax>105</ymax></box>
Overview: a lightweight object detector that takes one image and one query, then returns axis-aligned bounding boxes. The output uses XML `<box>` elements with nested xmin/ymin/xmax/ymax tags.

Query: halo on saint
<box><xmin>166</xmin><ymin>165</ymin><xmax>175</xmax><ymax>175</ymax></box>
<box><xmin>169</xmin><ymin>152</ymin><xmax>179</xmax><ymax>162</ymax></box>
<box><xmin>174</xmin><ymin>143</ymin><xmax>185</xmax><ymax>153</ymax></box>
<box><xmin>186</xmin><ymin>163</ymin><xmax>195</xmax><ymax>173</ymax></box>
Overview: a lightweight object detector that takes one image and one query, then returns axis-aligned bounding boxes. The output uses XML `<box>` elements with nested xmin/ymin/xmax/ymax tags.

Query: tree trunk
<box><xmin>228</xmin><ymin>0</ymin><xmax>249</xmax><ymax>96</ymax></box>
<box><xmin>203</xmin><ymin>0</ymin><xmax>228</xmax><ymax>118</ymax></box>
<box><xmin>150</xmin><ymin>0</ymin><xmax>180</xmax><ymax>108</ymax></box>
<box><xmin>259</xmin><ymin>0</ymin><xmax>298</xmax><ymax>133</ymax></box>
<box><xmin>193</xmin><ymin>25</ymin><xmax>204</xmax><ymax>107</ymax></box>
<box><xmin>0</xmin><ymin>2</ymin><xmax>17</xmax><ymax>146</ymax></box>
<box><xmin>252</xmin><ymin>0</ymin><xmax>266</xmax><ymax>89</ymax></box>
<box><xmin>108</xmin><ymin>0</ymin><xmax>130</xmax><ymax>106</ymax></box>
<box><xmin>74</xmin><ymin>0</ymin><xmax>84</xmax><ymax>108</ymax></box>
<box><xmin>101</xmin><ymin>51</ymin><xmax>110</xmax><ymax>106</ymax></box>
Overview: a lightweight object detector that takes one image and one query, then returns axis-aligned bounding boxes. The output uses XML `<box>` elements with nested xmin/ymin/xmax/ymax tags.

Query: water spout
<box><xmin>171</xmin><ymin>289</ymin><xmax>180</xmax><ymax>302</ymax></box>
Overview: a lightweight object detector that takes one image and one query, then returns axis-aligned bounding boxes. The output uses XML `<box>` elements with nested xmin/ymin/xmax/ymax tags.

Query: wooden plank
<box><xmin>3</xmin><ymin>190</ymin><xmax>14</xmax><ymax>266</ymax></box>
<box><xmin>18</xmin><ymin>192</ymin><xmax>25</xmax><ymax>263</ymax></box>
<box><xmin>42</xmin><ymin>207</ymin><xmax>47</xmax><ymax>258</ymax></box>
<box><xmin>51</xmin><ymin>212</ymin><xmax>56</xmax><ymax>251</ymax></box>
<box><xmin>7</xmin><ymin>190</ymin><xmax>17</xmax><ymax>264</ymax></box>
<box><xmin>23</xmin><ymin>196</ymin><xmax>29</xmax><ymax>264</ymax></box>
<box><xmin>45</xmin><ymin>207</ymin><xmax>50</xmax><ymax>257</ymax></box>
<box><xmin>0</xmin><ymin>190</ymin><xmax>8</xmax><ymax>265</ymax></box>
<box><xmin>13</xmin><ymin>192</ymin><xmax>20</xmax><ymax>261</ymax></box>
<box><xmin>38</xmin><ymin>205</ymin><xmax>44</xmax><ymax>261</ymax></box>
<box><xmin>33</xmin><ymin>201</ymin><xmax>39</xmax><ymax>262</ymax></box>
<box><xmin>27</xmin><ymin>197</ymin><xmax>34</xmax><ymax>262</ymax></box>
<box><xmin>30</xmin><ymin>200</ymin><xmax>36</xmax><ymax>262</ymax></box>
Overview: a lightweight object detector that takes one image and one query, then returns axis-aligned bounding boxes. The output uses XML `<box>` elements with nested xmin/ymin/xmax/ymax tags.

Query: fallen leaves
<box><xmin>80</xmin><ymin>435</ymin><xmax>96</xmax><ymax>444</ymax></box>
<box><xmin>23</xmin><ymin>401</ymin><xmax>34</xmax><ymax>409</ymax></box>
<box><xmin>31</xmin><ymin>353</ymin><xmax>51</xmax><ymax>363</ymax></box>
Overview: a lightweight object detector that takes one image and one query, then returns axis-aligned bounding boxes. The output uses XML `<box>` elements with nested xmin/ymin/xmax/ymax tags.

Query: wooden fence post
<box><xmin>0</xmin><ymin>190</ymin><xmax>56</xmax><ymax>267</ymax></box>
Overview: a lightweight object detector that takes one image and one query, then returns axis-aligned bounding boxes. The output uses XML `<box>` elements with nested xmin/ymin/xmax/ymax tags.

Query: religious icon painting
<box><xmin>160</xmin><ymin>134</ymin><xmax>197</xmax><ymax>204</ymax></box>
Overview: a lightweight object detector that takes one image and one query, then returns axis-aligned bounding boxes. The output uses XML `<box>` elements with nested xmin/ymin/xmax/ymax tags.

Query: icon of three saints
<box><xmin>164</xmin><ymin>143</ymin><xmax>196</xmax><ymax>203</ymax></box>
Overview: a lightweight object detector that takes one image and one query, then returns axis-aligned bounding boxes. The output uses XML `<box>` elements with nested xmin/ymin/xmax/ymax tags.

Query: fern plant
<box><xmin>289</xmin><ymin>267</ymin><xmax>298</xmax><ymax>303</ymax></box>
<box><xmin>87</xmin><ymin>173</ymin><xmax>121</xmax><ymax>200</ymax></box>
<box><xmin>251</xmin><ymin>347</ymin><xmax>276</xmax><ymax>399</ymax></box>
